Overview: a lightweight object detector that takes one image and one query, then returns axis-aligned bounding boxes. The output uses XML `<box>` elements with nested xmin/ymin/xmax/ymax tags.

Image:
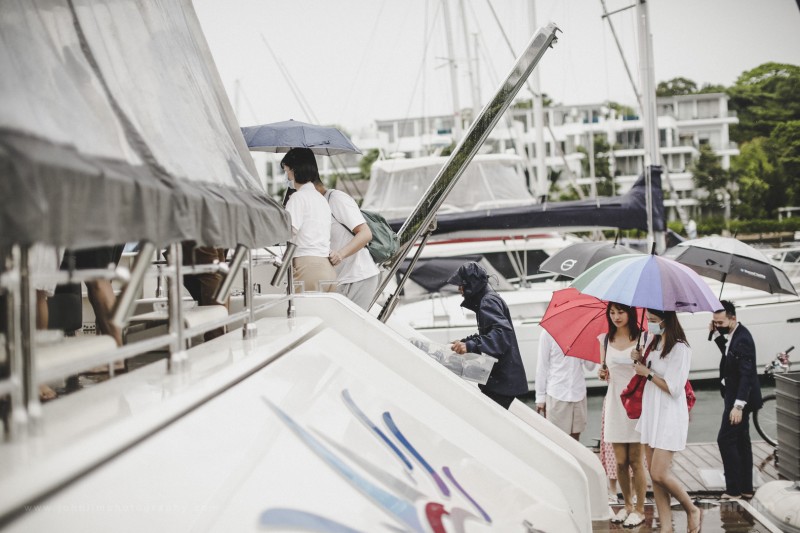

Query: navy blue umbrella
<box><xmin>241</xmin><ymin>119</ymin><xmax>361</xmax><ymax>156</ymax></box>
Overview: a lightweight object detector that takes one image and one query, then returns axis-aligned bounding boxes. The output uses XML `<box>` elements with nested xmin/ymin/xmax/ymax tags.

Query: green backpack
<box><xmin>359</xmin><ymin>209</ymin><xmax>400</xmax><ymax>263</ymax></box>
<box><xmin>327</xmin><ymin>190</ymin><xmax>399</xmax><ymax>264</ymax></box>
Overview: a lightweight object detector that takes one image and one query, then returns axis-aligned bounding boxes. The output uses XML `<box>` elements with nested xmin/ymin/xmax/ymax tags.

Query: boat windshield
<box><xmin>363</xmin><ymin>155</ymin><xmax>535</xmax><ymax>219</ymax></box>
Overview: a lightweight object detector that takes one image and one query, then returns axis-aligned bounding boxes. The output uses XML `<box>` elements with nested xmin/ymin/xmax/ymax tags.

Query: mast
<box><xmin>528</xmin><ymin>0</ymin><xmax>548</xmax><ymax>199</ymax></box>
<box><xmin>442</xmin><ymin>0</ymin><xmax>463</xmax><ymax>141</ymax></box>
<box><xmin>635</xmin><ymin>0</ymin><xmax>659</xmax><ymax>249</ymax></box>
<box><xmin>458</xmin><ymin>0</ymin><xmax>481</xmax><ymax>121</ymax></box>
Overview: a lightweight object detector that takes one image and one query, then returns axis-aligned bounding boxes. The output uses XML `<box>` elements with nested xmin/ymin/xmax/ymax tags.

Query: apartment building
<box><xmin>361</xmin><ymin>92</ymin><xmax>738</xmax><ymax>219</ymax></box>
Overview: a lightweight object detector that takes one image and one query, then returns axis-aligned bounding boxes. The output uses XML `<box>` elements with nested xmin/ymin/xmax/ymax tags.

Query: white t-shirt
<box><xmin>326</xmin><ymin>190</ymin><xmax>380</xmax><ymax>284</ymax></box>
<box><xmin>535</xmin><ymin>330</ymin><xmax>596</xmax><ymax>403</ymax></box>
<box><xmin>285</xmin><ymin>182</ymin><xmax>332</xmax><ymax>257</ymax></box>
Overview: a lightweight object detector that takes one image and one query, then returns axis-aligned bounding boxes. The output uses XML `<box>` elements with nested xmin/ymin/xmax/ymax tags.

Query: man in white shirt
<box><xmin>312</xmin><ymin>179</ymin><xmax>381</xmax><ymax>310</ymax></box>
<box><xmin>535</xmin><ymin>329</ymin><xmax>596</xmax><ymax>440</ymax></box>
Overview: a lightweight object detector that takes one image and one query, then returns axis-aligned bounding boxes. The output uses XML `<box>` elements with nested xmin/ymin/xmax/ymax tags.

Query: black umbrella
<box><xmin>539</xmin><ymin>240</ymin><xmax>641</xmax><ymax>279</ymax></box>
<box><xmin>672</xmin><ymin>236</ymin><xmax>797</xmax><ymax>296</ymax></box>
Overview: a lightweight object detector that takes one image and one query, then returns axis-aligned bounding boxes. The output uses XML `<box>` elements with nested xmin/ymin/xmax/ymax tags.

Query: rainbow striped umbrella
<box><xmin>570</xmin><ymin>253</ymin><xmax>722</xmax><ymax>312</ymax></box>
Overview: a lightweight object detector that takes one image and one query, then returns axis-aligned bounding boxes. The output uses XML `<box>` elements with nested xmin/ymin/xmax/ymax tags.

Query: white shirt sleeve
<box><xmin>535</xmin><ymin>331</ymin><xmax>553</xmax><ymax>404</ymax></box>
<box><xmin>662</xmin><ymin>342</ymin><xmax>691</xmax><ymax>398</ymax></box>
<box><xmin>285</xmin><ymin>195</ymin><xmax>303</xmax><ymax>232</ymax></box>
<box><xmin>330</xmin><ymin>190</ymin><xmax>366</xmax><ymax>231</ymax></box>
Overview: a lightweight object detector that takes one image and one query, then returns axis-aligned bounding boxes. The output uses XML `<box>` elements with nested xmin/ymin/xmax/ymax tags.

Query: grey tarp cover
<box><xmin>0</xmin><ymin>0</ymin><xmax>291</xmax><ymax>249</ymax></box>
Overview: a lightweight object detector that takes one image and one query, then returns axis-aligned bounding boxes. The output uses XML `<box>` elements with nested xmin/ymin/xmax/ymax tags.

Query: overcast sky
<box><xmin>193</xmin><ymin>0</ymin><xmax>800</xmax><ymax>134</ymax></box>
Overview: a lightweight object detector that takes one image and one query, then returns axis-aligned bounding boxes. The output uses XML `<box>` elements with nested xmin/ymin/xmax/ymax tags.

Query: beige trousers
<box><xmin>292</xmin><ymin>256</ymin><xmax>338</xmax><ymax>293</ymax></box>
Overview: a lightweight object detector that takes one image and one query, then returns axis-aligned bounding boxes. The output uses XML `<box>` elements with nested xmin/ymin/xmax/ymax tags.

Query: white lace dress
<box><xmin>636</xmin><ymin>342</ymin><xmax>691</xmax><ymax>451</ymax></box>
<box><xmin>600</xmin><ymin>336</ymin><xmax>641</xmax><ymax>444</ymax></box>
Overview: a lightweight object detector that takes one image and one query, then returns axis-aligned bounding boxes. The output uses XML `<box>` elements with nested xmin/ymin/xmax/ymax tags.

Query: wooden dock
<box><xmin>591</xmin><ymin>441</ymin><xmax>783</xmax><ymax>532</ymax></box>
<box><xmin>675</xmin><ymin>440</ymin><xmax>780</xmax><ymax>495</ymax></box>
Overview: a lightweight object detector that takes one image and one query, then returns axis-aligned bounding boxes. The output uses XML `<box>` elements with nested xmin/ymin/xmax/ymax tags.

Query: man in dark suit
<box><xmin>711</xmin><ymin>300</ymin><xmax>762</xmax><ymax>500</ymax></box>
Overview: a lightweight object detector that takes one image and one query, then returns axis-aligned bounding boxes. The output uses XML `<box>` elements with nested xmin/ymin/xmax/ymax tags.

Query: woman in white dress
<box><xmin>597</xmin><ymin>302</ymin><xmax>647</xmax><ymax>527</ymax></box>
<box><xmin>631</xmin><ymin>309</ymin><xmax>701</xmax><ymax>533</ymax></box>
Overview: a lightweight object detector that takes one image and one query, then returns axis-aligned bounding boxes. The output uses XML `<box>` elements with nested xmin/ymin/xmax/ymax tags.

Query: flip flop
<box><xmin>688</xmin><ymin>506</ymin><xmax>703</xmax><ymax>533</ymax></box>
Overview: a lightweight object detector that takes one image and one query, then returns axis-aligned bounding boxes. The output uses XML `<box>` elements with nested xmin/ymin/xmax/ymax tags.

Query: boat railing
<box><xmin>0</xmin><ymin>240</ymin><xmax>297</xmax><ymax>440</ymax></box>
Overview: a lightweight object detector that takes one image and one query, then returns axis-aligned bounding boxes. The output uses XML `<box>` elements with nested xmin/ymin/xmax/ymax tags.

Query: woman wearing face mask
<box><xmin>281</xmin><ymin>148</ymin><xmax>338</xmax><ymax>293</ymax></box>
<box><xmin>597</xmin><ymin>302</ymin><xmax>647</xmax><ymax>527</ymax></box>
<box><xmin>631</xmin><ymin>309</ymin><xmax>701</xmax><ymax>533</ymax></box>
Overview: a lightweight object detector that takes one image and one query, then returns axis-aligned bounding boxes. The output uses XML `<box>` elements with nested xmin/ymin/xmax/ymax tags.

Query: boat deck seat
<box><xmin>36</xmin><ymin>335</ymin><xmax>119</xmax><ymax>383</ymax></box>
<box><xmin>128</xmin><ymin>304</ymin><xmax>228</xmax><ymax>329</ymax></box>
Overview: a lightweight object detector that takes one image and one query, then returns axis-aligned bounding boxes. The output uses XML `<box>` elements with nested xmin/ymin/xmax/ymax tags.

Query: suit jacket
<box><xmin>718</xmin><ymin>323</ymin><xmax>762</xmax><ymax>411</ymax></box>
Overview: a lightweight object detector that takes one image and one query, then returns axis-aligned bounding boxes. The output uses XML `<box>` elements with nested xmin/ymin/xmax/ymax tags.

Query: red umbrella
<box><xmin>539</xmin><ymin>288</ymin><xmax>646</xmax><ymax>364</ymax></box>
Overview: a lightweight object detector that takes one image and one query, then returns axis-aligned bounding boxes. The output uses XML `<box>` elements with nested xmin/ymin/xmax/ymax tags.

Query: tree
<box><xmin>727</xmin><ymin>62</ymin><xmax>800</xmax><ymax>143</ymax></box>
<box><xmin>698</xmin><ymin>83</ymin><xmax>727</xmax><ymax>94</ymax></box>
<box><xmin>691</xmin><ymin>144</ymin><xmax>730</xmax><ymax>211</ymax></box>
<box><xmin>730</xmin><ymin>138</ymin><xmax>772</xmax><ymax>219</ymax></box>
<box><xmin>358</xmin><ymin>149</ymin><xmax>380</xmax><ymax>179</ymax></box>
<box><xmin>766</xmin><ymin>120</ymin><xmax>800</xmax><ymax>211</ymax></box>
<box><xmin>656</xmin><ymin>77</ymin><xmax>698</xmax><ymax>97</ymax></box>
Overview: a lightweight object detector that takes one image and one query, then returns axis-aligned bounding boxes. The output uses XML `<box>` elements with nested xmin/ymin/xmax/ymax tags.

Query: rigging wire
<box><xmin>335</xmin><ymin>0</ymin><xmax>389</xmax><ymax>130</ymax></box>
<box><xmin>259</xmin><ymin>33</ymin><xmax>358</xmax><ymax>197</ymax></box>
<box><xmin>484</xmin><ymin>0</ymin><xmax>585</xmax><ymax>199</ymax></box>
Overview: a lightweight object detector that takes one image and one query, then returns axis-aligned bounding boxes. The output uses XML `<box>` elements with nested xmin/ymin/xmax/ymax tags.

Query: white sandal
<box><xmin>623</xmin><ymin>511</ymin><xmax>645</xmax><ymax>528</ymax></box>
<box><xmin>610</xmin><ymin>508</ymin><xmax>629</xmax><ymax>523</ymax></box>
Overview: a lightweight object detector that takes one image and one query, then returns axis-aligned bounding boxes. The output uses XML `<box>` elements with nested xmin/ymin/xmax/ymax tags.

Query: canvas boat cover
<box><xmin>0</xmin><ymin>0</ymin><xmax>290</xmax><ymax>249</ymax></box>
<box><xmin>386</xmin><ymin>168</ymin><xmax>666</xmax><ymax>235</ymax></box>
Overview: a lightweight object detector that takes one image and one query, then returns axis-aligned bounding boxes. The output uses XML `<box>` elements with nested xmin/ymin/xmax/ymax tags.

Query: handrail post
<box><xmin>5</xmin><ymin>246</ymin><xmax>28</xmax><ymax>439</ymax></box>
<box><xmin>167</xmin><ymin>243</ymin><xmax>186</xmax><ymax>373</ymax></box>
<box><xmin>19</xmin><ymin>246</ymin><xmax>42</xmax><ymax>436</ymax></box>
<box><xmin>242</xmin><ymin>249</ymin><xmax>257</xmax><ymax>339</ymax></box>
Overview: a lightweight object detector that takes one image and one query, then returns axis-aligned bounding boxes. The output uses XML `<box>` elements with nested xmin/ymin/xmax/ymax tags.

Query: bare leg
<box><xmin>629</xmin><ymin>443</ymin><xmax>647</xmax><ymax>514</ymax></box>
<box><xmin>570</xmin><ymin>432</ymin><xmax>580</xmax><ymax>441</ymax></box>
<box><xmin>648</xmin><ymin>446</ymin><xmax>701</xmax><ymax>532</ymax></box>
<box><xmin>85</xmin><ymin>280</ymin><xmax>122</xmax><ymax>346</ymax></box>
<box><xmin>612</xmin><ymin>442</ymin><xmax>633</xmax><ymax>512</ymax></box>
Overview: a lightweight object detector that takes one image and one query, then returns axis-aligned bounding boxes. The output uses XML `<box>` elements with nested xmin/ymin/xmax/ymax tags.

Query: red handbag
<box><xmin>620</xmin><ymin>345</ymin><xmax>697</xmax><ymax>419</ymax></box>
<box><xmin>620</xmin><ymin>345</ymin><xmax>652</xmax><ymax>419</ymax></box>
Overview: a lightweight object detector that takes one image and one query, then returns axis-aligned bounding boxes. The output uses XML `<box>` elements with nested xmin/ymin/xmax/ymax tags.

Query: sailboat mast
<box><xmin>635</xmin><ymin>0</ymin><xmax>659</xmax><ymax>248</ymax></box>
<box><xmin>458</xmin><ymin>0</ymin><xmax>481</xmax><ymax>121</ymax></box>
<box><xmin>442</xmin><ymin>0</ymin><xmax>463</xmax><ymax>141</ymax></box>
<box><xmin>528</xmin><ymin>0</ymin><xmax>548</xmax><ymax>199</ymax></box>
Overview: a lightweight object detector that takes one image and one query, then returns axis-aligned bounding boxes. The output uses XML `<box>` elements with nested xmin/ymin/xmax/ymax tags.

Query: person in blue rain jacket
<box><xmin>449</xmin><ymin>262</ymin><xmax>528</xmax><ymax>409</ymax></box>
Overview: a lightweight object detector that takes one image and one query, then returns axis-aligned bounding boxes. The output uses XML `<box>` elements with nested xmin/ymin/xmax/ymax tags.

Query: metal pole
<box><xmin>243</xmin><ymin>250</ymin><xmax>257</xmax><ymax>339</ymax></box>
<box><xmin>378</xmin><ymin>224</ymin><xmax>435</xmax><ymax>323</ymax></box>
<box><xmin>167</xmin><ymin>243</ymin><xmax>185</xmax><ymax>372</ymax></box>
<box><xmin>370</xmin><ymin>22</ymin><xmax>560</xmax><ymax>312</ymax></box>
<box><xmin>442</xmin><ymin>0</ymin><xmax>463</xmax><ymax>141</ymax></box>
<box><xmin>19</xmin><ymin>246</ymin><xmax>42</xmax><ymax>435</ymax></box>
<box><xmin>636</xmin><ymin>0</ymin><xmax>659</xmax><ymax>250</ymax></box>
<box><xmin>6</xmin><ymin>245</ymin><xmax>28</xmax><ymax>438</ymax></box>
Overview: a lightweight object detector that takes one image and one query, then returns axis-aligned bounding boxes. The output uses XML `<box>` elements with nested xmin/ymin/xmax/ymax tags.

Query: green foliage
<box><xmin>728</xmin><ymin>62</ymin><xmax>800</xmax><ymax>143</ymax></box>
<box><xmin>656</xmin><ymin>77</ymin><xmax>699</xmax><ymax>97</ymax></box>
<box><xmin>693</xmin><ymin>217</ymin><xmax>800</xmax><ymax>236</ymax></box>
<box><xmin>607</xmin><ymin>101</ymin><xmax>636</xmax><ymax>119</ymax></box>
<box><xmin>731</xmin><ymin>138</ymin><xmax>772</xmax><ymax>219</ymax></box>
<box><xmin>691</xmin><ymin>144</ymin><xmax>730</xmax><ymax>210</ymax></box>
<box><xmin>358</xmin><ymin>149</ymin><xmax>380</xmax><ymax>179</ymax></box>
<box><xmin>698</xmin><ymin>83</ymin><xmax>727</xmax><ymax>94</ymax></box>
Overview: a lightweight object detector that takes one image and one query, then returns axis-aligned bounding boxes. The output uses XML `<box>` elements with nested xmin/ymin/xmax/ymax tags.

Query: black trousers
<box><xmin>480</xmin><ymin>388</ymin><xmax>516</xmax><ymax>410</ymax></box>
<box><xmin>717</xmin><ymin>406</ymin><xmax>753</xmax><ymax>495</ymax></box>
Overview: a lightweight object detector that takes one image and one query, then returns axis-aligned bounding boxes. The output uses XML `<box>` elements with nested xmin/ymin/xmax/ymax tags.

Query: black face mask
<box><xmin>716</xmin><ymin>326</ymin><xmax>731</xmax><ymax>335</ymax></box>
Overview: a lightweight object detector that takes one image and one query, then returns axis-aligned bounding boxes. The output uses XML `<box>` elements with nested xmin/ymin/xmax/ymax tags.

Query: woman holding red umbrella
<box><xmin>597</xmin><ymin>302</ymin><xmax>647</xmax><ymax>527</ymax></box>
